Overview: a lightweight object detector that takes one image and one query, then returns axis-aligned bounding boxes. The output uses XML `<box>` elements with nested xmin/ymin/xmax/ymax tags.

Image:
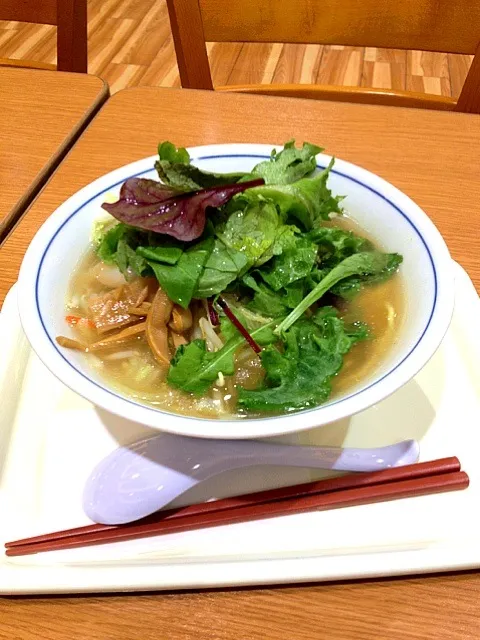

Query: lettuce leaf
<box><xmin>157</xmin><ymin>141</ymin><xmax>190</xmax><ymax>164</ymax></box>
<box><xmin>217</xmin><ymin>199</ymin><xmax>297</xmax><ymax>269</ymax></box>
<box><xmin>246</xmin><ymin>159</ymin><xmax>343</xmax><ymax>230</ymax></box>
<box><xmin>249</xmin><ymin>140</ymin><xmax>323</xmax><ymax>185</ymax></box>
<box><xmin>95</xmin><ymin>223</ymin><xmax>152</xmax><ymax>277</ymax></box>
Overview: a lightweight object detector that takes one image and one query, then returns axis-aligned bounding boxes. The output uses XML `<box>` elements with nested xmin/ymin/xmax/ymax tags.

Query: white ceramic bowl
<box><xmin>18</xmin><ymin>143</ymin><xmax>454</xmax><ymax>439</ymax></box>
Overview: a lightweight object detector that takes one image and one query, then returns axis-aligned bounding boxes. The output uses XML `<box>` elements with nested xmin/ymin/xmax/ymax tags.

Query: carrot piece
<box><xmin>65</xmin><ymin>315</ymin><xmax>95</xmax><ymax>328</ymax></box>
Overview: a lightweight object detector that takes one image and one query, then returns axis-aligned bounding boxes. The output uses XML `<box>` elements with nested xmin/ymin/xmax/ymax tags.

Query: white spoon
<box><xmin>83</xmin><ymin>432</ymin><xmax>419</xmax><ymax>524</ymax></box>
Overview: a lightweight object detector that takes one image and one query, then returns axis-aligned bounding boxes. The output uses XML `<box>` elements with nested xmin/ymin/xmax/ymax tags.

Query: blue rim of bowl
<box><xmin>35</xmin><ymin>153</ymin><xmax>437</xmax><ymax>422</ymax></box>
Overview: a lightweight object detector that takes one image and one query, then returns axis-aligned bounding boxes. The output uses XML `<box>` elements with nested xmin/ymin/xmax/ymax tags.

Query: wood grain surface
<box><xmin>0</xmin><ymin>0</ymin><xmax>474</xmax><ymax>97</ymax></box>
<box><xmin>0</xmin><ymin>0</ymin><xmax>88</xmax><ymax>72</ymax></box>
<box><xmin>0</xmin><ymin>67</ymin><xmax>108</xmax><ymax>240</ymax></box>
<box><xmin>199</xmin><ymin>0</ymin><xmax>480</xmax><ymax>54</ymax></box>
<box><xmin>1</xmin><ymin>87</ymin><xmax>480</xmax><ymax>638</ymax></box>
<box><xmin>169</xmin><ymin>0</ymin><xmax>480</xmax><ymax>112</ymax></box>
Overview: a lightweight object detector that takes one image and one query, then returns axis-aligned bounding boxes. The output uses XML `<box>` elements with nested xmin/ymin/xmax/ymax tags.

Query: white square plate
<box><xmin>1</xmin><ymin>261</ymin><xmax>479</xmax><ymax>594</ymax></box>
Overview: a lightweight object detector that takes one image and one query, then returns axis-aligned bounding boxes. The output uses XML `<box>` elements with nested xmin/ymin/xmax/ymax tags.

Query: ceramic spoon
<box><xmin>83</xmin><ymin>432</ymin><xmax>419</xmax><ymax>525</ymax></box>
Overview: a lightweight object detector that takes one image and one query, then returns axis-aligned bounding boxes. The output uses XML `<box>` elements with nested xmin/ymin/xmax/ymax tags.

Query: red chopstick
<box><xmin>5</xmin><ymin>457</ymin><xmax>468</xmax><ymax>557</ymax></box>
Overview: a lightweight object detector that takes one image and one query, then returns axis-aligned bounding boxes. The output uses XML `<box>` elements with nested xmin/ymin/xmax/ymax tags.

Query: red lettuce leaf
<box><xmin>101</xmin><ymin>177</ymin><xmax>264</xmax><ymax>242</ymax></box>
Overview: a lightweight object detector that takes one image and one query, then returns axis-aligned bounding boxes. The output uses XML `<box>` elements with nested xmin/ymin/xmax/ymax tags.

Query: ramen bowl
<box><xmin>17</xmin><ymin>144</ymin><xmax>454</xmax><ymax>439</ymax></box>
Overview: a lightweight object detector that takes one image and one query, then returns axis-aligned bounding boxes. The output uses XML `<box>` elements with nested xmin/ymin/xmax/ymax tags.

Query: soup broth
<box><xmin>65</xmin><ymin>214</ymin><xmax>404</xmax><ymax>419</ymax></box>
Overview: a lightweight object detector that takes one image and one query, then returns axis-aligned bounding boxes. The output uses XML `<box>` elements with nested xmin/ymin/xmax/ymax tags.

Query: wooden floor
<box><xmin>0</xmin><ymin>0</ymin><xmax>474</xmax><ymax>96</ymax></box>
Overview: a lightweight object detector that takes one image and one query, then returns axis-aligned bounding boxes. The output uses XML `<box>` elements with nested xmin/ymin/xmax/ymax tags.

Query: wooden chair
<box><xmin>0</xmin><ymin>0</ymin><xmax>87</xmax><ymax>73</ymax></box>
<box><xmin>166</xmin><ymin>0</ymin><xmax>480</xmax><ymax>113</ymax></box>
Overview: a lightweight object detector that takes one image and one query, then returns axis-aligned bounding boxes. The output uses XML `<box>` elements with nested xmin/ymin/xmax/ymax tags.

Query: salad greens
<box><xmin>238</xmin><ymin>308</ymin><xmax>369</xmax><ymax>413</ymax></box>
<box><xmin>167</xmin><ymin>320</ymin><xmax>278</xmax><ymax>396</ymax></box>
<box><xmin>101</xmin><ymin>176</ymin><xmax>263</xmax><ymax>242</ymax></box>
<box><xmin>95</xmin><ymin>140</ymin><xmax>403</xmax><ymax>413</ymax></box>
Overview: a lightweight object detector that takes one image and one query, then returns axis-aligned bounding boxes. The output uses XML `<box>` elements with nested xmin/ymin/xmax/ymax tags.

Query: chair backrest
<box><xmin>166</xmin><ymin>0</ymin><xmax>480</xmax><ymax>112</ymax></box>
<box><xmin>0</xmin><ymin>0</ymin><xmax>87</xmax><ymax>73</ymax></box>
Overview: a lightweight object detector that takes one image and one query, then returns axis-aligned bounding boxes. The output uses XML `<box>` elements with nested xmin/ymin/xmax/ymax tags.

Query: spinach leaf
<box><xmin>243</xmin><ymin>273</ymin><xmax>308</xmax><ymax>316</ymax></box>
<box><xmin>167</xmin><ymin>320</ymin><xmax>278</xmax><ymax>395</ymax></box>
<box><xmin>147</xmin><ymin>237</ymin><xmax>214</xmax><ymax>308</ymax></box>
<box><xmin>136</xmin><ymin>245</ymin><xmax>183</xmax><ymax>265</ymax></box>
<box><xmin>275</xmin><ymin>251</ymin><xmax>402</xmax><ymax>333</ymax></box>
<box><xmin>167</xmin><ymin>339</ymin><xmax>236</xmax><ymax>395</ymax></box>
<box><xmin>238</xmin><ymin>308</ymin><xmax>368</xmax><ymax>412</ymax></box>
<box><xmin>194</xmin><ymin>237</ymin><xmax>249</xmax><ymax>298</ymax></box>
<box><xmin>283</xmin><ymin>280</ymin><xmax>306</xmax><ymax>308</ymax></box>
<box><xmin>116</xmin><ymin>238</ymin><xmax>149</xmax><ymax>277</ymax></box>
<box><xmin>249</xmin><ymin>140</ymin><xmax>323</xmax><ymax>185</ymax></box>
<box><xmin>242</xmin><ymin>275</ymin><xmax>290</xmax><ymax>316</ymax></box>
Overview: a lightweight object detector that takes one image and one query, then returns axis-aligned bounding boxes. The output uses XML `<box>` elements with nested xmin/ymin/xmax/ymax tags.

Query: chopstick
<box><xmin>5</xmin><ymin>457</ymin><xmax>468</xmax><ymax>557</ymax></box>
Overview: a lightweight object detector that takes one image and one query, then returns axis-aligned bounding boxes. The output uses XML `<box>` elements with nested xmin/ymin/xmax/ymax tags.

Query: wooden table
<box><xmin>0</xmin><ymin>67</ymin><xmax>108</xmax><ymax>242</ymax></box>
<box><xmin>1</xmin><ymin>88</ymin><xmax>480</xmax><ymax>639</ymax></box>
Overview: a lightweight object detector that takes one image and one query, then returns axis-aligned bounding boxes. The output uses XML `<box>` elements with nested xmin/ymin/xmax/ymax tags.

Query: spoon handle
<box><xmin>227</xmin><ymin>439</ymin><xmax>420</xmax><ymax>472</ymax></box>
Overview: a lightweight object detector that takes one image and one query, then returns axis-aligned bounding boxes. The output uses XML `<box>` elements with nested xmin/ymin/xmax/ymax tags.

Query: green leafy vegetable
<box><xmin>95</xmin><ymin>223</ymin><xmax>151</xmax><ymax>277</ymax></box>
<box><xmin>155</xmin><ymin>141</ymin><xmax>245</xmax><ymax>191</ymax></box>
<box><xmin>194</xmin><ymin>237</ymin><xmax>249</xmax><ymax>298</ymax></box>
<box><xmin>249</xmin><ymin>140</ymin><xmax>323</xmax><ymax>185</ymax></box>
<box><xmin>258</xmin><ymin>235</ymin><xmax>318</xmax><ymax>291</ymax></box>
<box><xmin>247</xmin><ymin>159</ymin><xmax>343</xmax><ymax>230</ymax></box>
<box><xmin>218</xmin><ymin>199</ymin><xmax>294</xmax><ymax>268</ymax></box>
<box><xmin>158</xmin><ymin>141</ymin><xmax>191</xmax><ymax>165</ymax></box>
<box><xmin>91</xmin><ymin>216</ymin><xmax>118</xmax><ymax>250</ymax></box>
<box><xmin>307</xmin><ymin>226</ymin><xmax>372</xmax><ymax>266</ymax></box>
<box><xmin>92</xmin><ymin>139</ymin><xmax>404</xmax><ymax>415</ymax></box>
<box><xmin>95</xmin><ymin>223</ymin><xmax>130</xmax><ymax>264</ymax></box>
<box><xmin>243</xmin><ymin>273</ymin><xmax>309</xmax><ymax>316</ymax></box>
<box><xmin>116</xmin><ymin>238</ymin><xmax>149</xmax><ymax>276</ymax></box>
<box><xmin>238</xmin><ymin>308</ymin><xmax>368</xmax><ymax>412</ymax></box>
<box><xmin>331</xmin><ymin>252</ymin><xmax>403</xmax><ymax>300</ymax></box>
<box><xmin>219</xmin><ymin>304</ymin><xmax>278</xmax><ymax>344</ymax></box>
<box><xmin>275</xmin><ymin>251</ymin><xmax>402</xmax><ymax>334</ymax></box>
<box><xmin>167</xmin><ymin>320</ymin><xmax>278</xmax><ymax>395</ymax></box>
<box><xmin>136</xmin><ymin>245</ymin><xmax>183</xmax><ymax>265</ymax></box>
<box><xmin>148</xmin><ymin>237</ymin><xmax>214</xmax><ymax>308</ymax></box>
<box><xmin>167</xmin><ymin>339</ymin><xmax>236</xmax><ymax>395</ymax></box>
